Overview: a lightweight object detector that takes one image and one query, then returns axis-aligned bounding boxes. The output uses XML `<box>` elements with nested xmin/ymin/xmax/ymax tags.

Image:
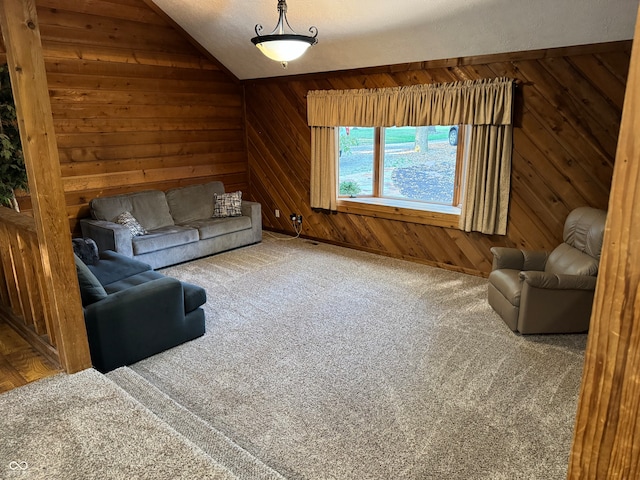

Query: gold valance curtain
<box><xmin>307</xmin><ymin>77</ymin><xmax>514</xmax><ymax>127</ymax></box>
<box><xmin>308</xmin><ymin>78</ymin><xmax>514</xmax><ymax>235</ymax></box>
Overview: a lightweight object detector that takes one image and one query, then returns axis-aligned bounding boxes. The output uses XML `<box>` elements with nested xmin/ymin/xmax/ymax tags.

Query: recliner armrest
<box><xmin>490</xmin><ymin>247</ymin><xmax>524</xmax><ymax>270</ymax></box>
<box><xmin>519</xmin><ymin>271</ymin><xmax>597</xmax><ymax>290</ymax></box>
<box><xmin>490</xmin><ymin>247</ymin><xmax>548</xmax><ymax>271</ymax></box>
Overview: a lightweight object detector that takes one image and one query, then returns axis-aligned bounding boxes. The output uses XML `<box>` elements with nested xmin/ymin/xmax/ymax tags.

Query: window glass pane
<box><xmin>382</xmin><ymin>126</ymin><xmax>458</xmax><ymax>205</ymax></box>
<box><xmin>338</xmin><ymin>127</ymin><xmax>374</xmax><ymax>196</ymax></box>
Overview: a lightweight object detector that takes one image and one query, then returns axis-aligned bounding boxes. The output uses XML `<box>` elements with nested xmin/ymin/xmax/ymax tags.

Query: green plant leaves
<box><xmin>0</xmin><ymin>63</ymin><xmax>27</xmax><ymax>208</ymax></box>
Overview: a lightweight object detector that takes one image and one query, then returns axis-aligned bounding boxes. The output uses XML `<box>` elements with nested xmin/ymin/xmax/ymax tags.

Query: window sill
<box><xmin>336</xmin><ymin>197</ymin><xmax>460</xmax><ymax>228</ymax></box>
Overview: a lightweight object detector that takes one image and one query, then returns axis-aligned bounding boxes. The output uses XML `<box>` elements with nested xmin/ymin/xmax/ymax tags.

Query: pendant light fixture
<box><xmin>251</xmin><ymin>0</ymin><xmax>318</xmax><ymax>68</ymax></box>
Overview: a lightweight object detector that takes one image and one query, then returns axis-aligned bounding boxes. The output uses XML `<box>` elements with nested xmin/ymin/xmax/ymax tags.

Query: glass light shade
<box><xmin>255</xmin><ymin>38</ymin><xmax>313</xmax><ymax>62</ymax></box>
<box><xmin>252</xmin><ymin>1</ymin><xmax>318</xmax><ymax>67</ymax></box>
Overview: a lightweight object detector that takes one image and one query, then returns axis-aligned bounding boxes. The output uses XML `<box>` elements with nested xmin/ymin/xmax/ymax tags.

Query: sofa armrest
<box><xmin>84</xmin><ymin>277</ymin><xmax>185</xmax><ymax>372</ymax></box>
<box><xmin>241</xmin><ymin>200</ymin><xmax>262</xmax><ymax>242</ymax></box>
<box><xmin>519</xmin><ymin>271</ymin><xmax>597</xmax><ymax>290</ymax></box>
<box><xmin>241</xmin><ymin>200</ymin><xmax>261</xmax><ymax>223</ymax></box>
<box><xmin>80</xmin><ymin>218</ymin><xmax>133</xmax><ymax>257</ymax></box>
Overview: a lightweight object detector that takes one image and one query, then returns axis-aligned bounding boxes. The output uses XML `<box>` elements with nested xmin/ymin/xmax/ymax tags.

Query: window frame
<box><xmin>336</xmin><ymin>125</ymin><xmax>467</xmax><ymax>228</ymax></box>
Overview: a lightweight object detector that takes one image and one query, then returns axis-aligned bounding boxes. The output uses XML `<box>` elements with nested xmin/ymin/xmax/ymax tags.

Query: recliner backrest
<box><xmin>545</xmin><ymin>243</ymin><xmax>599</xmax><ymax>276</ymax></box>
<box><xmin>563</xmin><ymin>207</ymin><xmax>607</xmax><ymax>260</ymax></box>
<box><xmin>544</xmin><ymin>207</ymin><xmax>607</xmax><ymax>277</ymax></box>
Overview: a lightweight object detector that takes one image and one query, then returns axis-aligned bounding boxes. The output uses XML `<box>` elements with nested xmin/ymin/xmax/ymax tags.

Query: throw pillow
<box><xmin>72</xmin><ymin>238</ymin><xmax>100</xmax><ymax>266</ymax></box>
<box><xmin>213</xmin><ymin>191</ymin><xmax>242</xmax><ymax>218</ymax></box>
<box><xmin>115</xmin><ymin>211</ymin><xmax>147</xmax><ymax>237</ymax></box>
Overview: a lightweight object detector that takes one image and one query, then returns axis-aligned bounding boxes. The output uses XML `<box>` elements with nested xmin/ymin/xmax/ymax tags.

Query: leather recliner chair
<box><xmin>487</xmin><ymin>207</ymin><xmax>607</xmax><ymax>334</ymax></box>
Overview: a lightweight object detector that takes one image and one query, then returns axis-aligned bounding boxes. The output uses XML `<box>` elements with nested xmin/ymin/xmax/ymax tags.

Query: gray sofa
<box><xmin>80</xmin><ymin>181</ymin><xmax>261</xmax><ymax>269</ymax></box>
<box><xmin>74</xmin><ymin>249</ymin><xmax>206</xmax><ymax>373</ymax></box>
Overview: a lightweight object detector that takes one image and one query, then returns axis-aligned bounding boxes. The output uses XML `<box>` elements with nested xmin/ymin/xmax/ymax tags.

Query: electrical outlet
<box><xmin>275</xmin><ymin>209</ymin><xmax>280</xmax><ymax>218</ymax></box>
<box><xmin>297</xmin><ymin>215</ymin><xmax>303</xmax><ymax>224</ymax></box>
<box><xmin>290</xmin><ymin>213</ymin><xmax>297</xmax><ymax>222</ymax></box>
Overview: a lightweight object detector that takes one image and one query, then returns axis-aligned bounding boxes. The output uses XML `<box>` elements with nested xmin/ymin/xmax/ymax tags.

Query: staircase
<box><xmin>106</xmin><ymin>367</ymin><xmax>286</xmax><ymax>480</ymax></box>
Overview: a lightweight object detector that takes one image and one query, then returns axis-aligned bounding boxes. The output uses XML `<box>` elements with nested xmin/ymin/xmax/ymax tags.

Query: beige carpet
<box><xmin>0</xmin><ymin>369</ymin><xmax>236</xmax><ymax>480</ymax></box>
<box><xmin>117</xmin><ymin>235</ymin><xmax>587</xmax><ymax>479</ymax></box>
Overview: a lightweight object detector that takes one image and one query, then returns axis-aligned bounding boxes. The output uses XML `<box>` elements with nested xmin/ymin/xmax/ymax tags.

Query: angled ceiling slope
<box><xmin>150</xmin><ymin>0</ymin><xmax>638</xmax><ymax>80</ymax></box>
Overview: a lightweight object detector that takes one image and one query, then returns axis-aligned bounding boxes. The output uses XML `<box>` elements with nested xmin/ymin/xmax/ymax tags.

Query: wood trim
<box><xmin>567</xmin><ymin>8</ymin><xmax>640</xmax><ymax>478</ymax></box>
<box><xmin>336</xmin><ymin>198</ymin><xmax>460</xmax><ymax>228</ymax></box>
<box><xmin>264</xmin><ymin>227</ymin><xmax>486</xmax><ymax>277</ymax></box>
<box><xmin>374</xmin><ymin>128</ymin><xmax>383</xmax><ymax>196</ymax></box>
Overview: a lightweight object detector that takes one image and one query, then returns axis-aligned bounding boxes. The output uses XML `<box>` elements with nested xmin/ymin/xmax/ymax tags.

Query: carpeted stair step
<box><xmin>1</xmin><ymin>369</ymin><xmax>238</xmax><ymax>479</ymax></box>
<box><xmin>106</xmin><ymin>367</ymin><xmax>286</xmax><ymax>480</ymax></box>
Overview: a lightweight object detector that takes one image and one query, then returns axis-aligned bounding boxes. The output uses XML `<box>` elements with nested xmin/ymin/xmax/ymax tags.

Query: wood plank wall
<box><xmin>1</xmin><ymin>2</ymin><xmax>629</xmax><ymax>277</ymax></box>
<box><xmin>244</xmin><ymin>42</ymin><xmax>630</xmax><ymax>276</ymax></box>
<box><xmin>16</xmin><ymin>0</ymin><xmax>247</xmax><ymax>236</ymax></box>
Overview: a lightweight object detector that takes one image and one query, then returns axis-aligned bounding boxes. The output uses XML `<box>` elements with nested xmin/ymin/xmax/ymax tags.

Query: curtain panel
<box><xmin>307</xmin><ymin>77</ymin><xmax>514</xmax><ymax>127</ymax></box>
<box><xmin>460</xmin><ymin>125</ymin><xmax>512</xmax><ymax>235</ymax></box>
<box><xmin>310</xmin><ymin>127</ymin><xmax>338</xmax><ymax>211</ymax></box>
<box><xmin>308</xmin><ymin>77</ymin><xmax>514</xmax><ymax>235</ymax></box>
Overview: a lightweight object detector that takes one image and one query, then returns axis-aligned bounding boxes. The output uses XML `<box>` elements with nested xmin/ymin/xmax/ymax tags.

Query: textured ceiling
<box><xmin>150</xmin><ymin>0</ymin><xmax>638</xmax><ymax>80</ymax></box>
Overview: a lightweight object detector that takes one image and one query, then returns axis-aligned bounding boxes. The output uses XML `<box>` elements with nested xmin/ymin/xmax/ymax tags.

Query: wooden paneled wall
<box><xmin>2</xmin><ymin>2</ymin><xmax>629</xmax><ymax>277</ymax></box>
<box><xmin>19</xmin><ymin>0</ymin><xmax>247</xmax><ymax>235</ymax></box>
<box><xmin>244</xmin><ymin>42</ymin><xmax>630</xmax><ymax>276</ymax></box>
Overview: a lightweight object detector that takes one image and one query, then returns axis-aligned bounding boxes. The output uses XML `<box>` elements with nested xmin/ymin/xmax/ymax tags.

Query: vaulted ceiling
<box><xmin>150</xmin><ymin>0</ymin><xmax>638</xmax><ymax>80</ymax></box>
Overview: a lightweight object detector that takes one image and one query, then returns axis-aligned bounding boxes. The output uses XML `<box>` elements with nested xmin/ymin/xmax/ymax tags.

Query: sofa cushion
<box><xmin>166</xmin><ymin>182</ymin><xmax>225</xmax><ymax>224</ymax></box>
<box><xmin>103</xmin><ymin>270</ymin><xmax>165</xmax><ymax>293</ymax></box>
<box><xmin>90</xmin><ymin>190</ymin><xmax>174</xmax><ymax>231</ymax></box>
<box><xmin>132</xmin><ymin>225</ymin><xmax>199</xmax><ymax>255</ymax></box>
<box><xmin>213</xmin><ymin>191</ymin><xmax>242</xmax><ymax>218</ymax></box>
<box><xmin>88</xmin><ymin>250</ymin><xmax>153</xmax><ymax>286</ymax></box>
<box><xmin>182</xmin><ymin>216</ymin><xmax>252</xmax><ymax>240</ymax></box>
<box><xmin>74</xmin><ymin>254</ymin><xmax>108</xmax><ymax>307</ymax></box>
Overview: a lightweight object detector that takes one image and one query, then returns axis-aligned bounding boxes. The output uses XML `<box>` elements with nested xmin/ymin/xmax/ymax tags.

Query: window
<box><xmin>308</xmin><ymin>78</ymin><xmax>514</xmax><ymax>234</ymax></box>
<box><xmin>338</xmin><ymin>125</ymin><xmax>466</xmax><ymax>213</ymax></box>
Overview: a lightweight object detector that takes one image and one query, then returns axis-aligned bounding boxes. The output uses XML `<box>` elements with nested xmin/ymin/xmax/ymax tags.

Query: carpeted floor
<box><xmin>113</xmin><ymin>235</ymin><xmax>588</xmax><ymax>480</ymax></box>
<box><xmin>0</xmin><ymin>369</ymin><xmax>236</xmax><ymax>480</ymax></box>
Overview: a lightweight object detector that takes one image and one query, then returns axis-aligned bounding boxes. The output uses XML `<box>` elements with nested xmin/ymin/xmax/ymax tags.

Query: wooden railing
<box><xmin>0</xmin><ymin>207</ymin><xmax>60</xmax><ymax>366</ymax></box>
<box><xmin>0</xmin><ymin>0</ymin><xmax>91</xmax><ymax>374</ymax></box>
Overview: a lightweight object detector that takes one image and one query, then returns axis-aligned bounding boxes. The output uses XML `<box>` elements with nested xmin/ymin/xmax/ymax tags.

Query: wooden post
<box><xmin>0</xmin><ymin>0</ymin><xmax>91</xmax><ymax>373</ymax></box>
<box><xmin>568</xmin><ymin>5</ymin><xmax>640</xmax><ymax>479</ymax></box>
